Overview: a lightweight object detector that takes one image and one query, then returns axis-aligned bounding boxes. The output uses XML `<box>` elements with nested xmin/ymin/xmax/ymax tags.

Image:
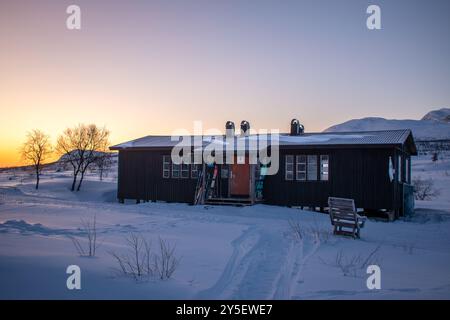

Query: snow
<box><xmin>325</xmin><ymin>109</ymin><xmax>450</xmax><ymax>141</ymax></box>
<box><xmin>422</xmin><ymin>108</ymin><xmax>450</xmax><ymax>123</ymax></box>
<box><xmin>1</xmin><ymin>155</ymin><xmax>450</xmax><ymax>300</ymax></box>
<box><xmin>276</xmin><ymin>134</ymin><xmax>368</xmax><ymax>144</ymax></box>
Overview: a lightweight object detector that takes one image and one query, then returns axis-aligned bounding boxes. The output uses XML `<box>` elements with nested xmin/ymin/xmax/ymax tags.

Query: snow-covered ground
<box><xmin>0</xmin><ymin>155</ymin><xmax>450</xmax><ymax>300</ymax></box>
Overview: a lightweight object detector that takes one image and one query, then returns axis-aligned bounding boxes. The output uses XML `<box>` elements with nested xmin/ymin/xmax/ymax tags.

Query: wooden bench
<box><xmin>328</xmin><ymin>197</ymin><xmax>367</xmax><ymax>239</ymax></box>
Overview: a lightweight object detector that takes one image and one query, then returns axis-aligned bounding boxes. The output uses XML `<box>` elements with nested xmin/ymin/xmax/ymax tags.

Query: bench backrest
<box><xmin>328</xmin><ymin>197</ymin><xmax>357</xmax><ymax>223</ymax></box>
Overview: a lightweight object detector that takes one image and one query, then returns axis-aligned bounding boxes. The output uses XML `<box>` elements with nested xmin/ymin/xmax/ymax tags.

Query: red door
<box><xmin>230</xmin><ymin>157</ymin><xmax>250</xmax><ymax>196</ymax></box>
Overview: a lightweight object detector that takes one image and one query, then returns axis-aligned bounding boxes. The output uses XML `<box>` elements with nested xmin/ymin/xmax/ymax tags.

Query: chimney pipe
<box><xmin>290</xmin><ymin>119</ymin><xmax>304</xmax><ymax>136</ymax></box>
<box><xmin>225</xmin><ymin>121</ymin><xmax>235</xmax><ymax>138</ymax></box>
<box><xmin>240</xmin><ymin>120</ymin><xmax>250</xmax><ymax>136</ymax></box>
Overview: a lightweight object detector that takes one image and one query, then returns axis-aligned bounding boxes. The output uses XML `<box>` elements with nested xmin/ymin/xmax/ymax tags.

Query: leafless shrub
<box><xmin>288</xmin><ymin>219</ymin><xmax>304</xmax><ymax>242</ymax></box>
<box><xmin>0</xmin><ymin>192</ymin><xmax>5</xmax><ymax>205</ymax></box>
<box><xmin>154</xmin><ymin>237</ymin><xmax>180</xmax><ymax>280</ymax></box>
<box><xmin>412</xmin><ymin>177</ymin><xmax>440</xmax><ymax>200</ymax></box>
<box><xmin>309</xmin><ymin>223</ymin><xmax>333</xmax><ymax>244</ymax></box>
<box><xmin>398</xmin><ymin>242</ymin><xmax>415</xmax><ymax>255</ymax></box>
<box><xmin>109</xmin><ymin>233</ymin><xmax>153</xmax><ymax>281</ymax></box>
<box><xmin>320</xmin><ymin>245</ymin><xmax>382</xmax><ymax>277</ymax></box>
<box><xmin>288</xmin><ymin>219</ymin><xmax>333</xmax><ymax>244</ymax></box>
<box><xmin>110</xmin><ymin>234</ymin><xmax>179</xmax><ymax>281</ymax></box>
<box><xmin>70</xmin><ymin>215</ymin><xmax>100</xmax><ymax>257</ymax></box>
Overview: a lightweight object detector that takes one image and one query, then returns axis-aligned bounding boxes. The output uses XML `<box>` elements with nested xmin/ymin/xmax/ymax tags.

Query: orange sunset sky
<box><xmin>1</xmin><ymin>0</ymin><xmax>449</xmax><ymax>167</ymax></box>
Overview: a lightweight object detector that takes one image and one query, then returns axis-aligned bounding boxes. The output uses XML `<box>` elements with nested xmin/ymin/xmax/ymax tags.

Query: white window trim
<box><xmin>181</xmin><ymin>163</ymin><xmax>189</xmax><ymax>179</ymax></box>
<box><xmin>172</xmin><ymin>162</ymin><xmax>181</xmax><ymax>179</ymax></box>
<box><xmin>163</xmin><ymin>156</ymin><xmax>171</xmax><ymax>179</ymax></box>
<box><xmin>296</xmin><ymin>155</ymin><xmax>307</xmax><ymax>181</ymax></box>
<box><xmin>285</xmin><ymin>155</ymin><xmax>294</xmax><ymax>181</ymax></box>
<box><xmin>307</xmin><ymin>155</ymin><xmax>318</xmax><ymax>181</ymax></box>
<box><xmin>320</xmin><ymin>155</ymin><xmax>329</xmax><ymax>181</ymax></box>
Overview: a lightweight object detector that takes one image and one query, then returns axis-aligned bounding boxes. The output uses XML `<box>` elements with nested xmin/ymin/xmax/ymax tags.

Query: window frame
<box><xmin>285</xmin><ymin>155</ymin><xmax>294</xmax><ymax>181</ymax></box>
<box><xmin>320</xmin><ymin>155</ymin><xmax>329</xmax><ymax>181</ymax></box>
<box><xmin>172</xmin><ymin>162</ymin><xmax>181</xmax><ymax>179</ymax></box>
<box><xmin>296</xmin><ymin>155</ymin><xmax>307</xmax><ymax>181</ymax></box>
<box><xmin>191</xmin><ymin>164</ymin><xmax>199</xmax><ymax>179</ymax></box>
<box><xmin>181</xmin><ymin>163</ymin><xmax>189</xmax><ymax>179</ymax></box>
<box><xmin>163</xmin><ymin>155</ymin><xmax>171</xmax><ymax>179</ymax></box>
<box><xmin>307</xmin><ymin>155</ymin><xmax>318</xmax><ymax>181</ymax></box>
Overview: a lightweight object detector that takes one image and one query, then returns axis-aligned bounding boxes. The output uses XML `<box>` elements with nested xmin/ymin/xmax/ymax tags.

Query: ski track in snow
<box><xmin>197</xmin><ymin>226</ymin><xmax>321</xmax><ymax>300</ymax></box>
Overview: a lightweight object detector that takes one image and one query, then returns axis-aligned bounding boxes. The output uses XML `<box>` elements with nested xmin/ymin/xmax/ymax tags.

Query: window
<box><xmin>320</xmin><ymin>155</ymin><xmax>329</xmax><ymax>181</ymax></box>
<box><xmin>191</xmin><ymin>164</ymin><xmax>200</xmax><ymax>179</ymax></box>
<box><xmin>285</xmin><ymin>155</ymin><xmax>294</xmax><ymax>180</ymax></box>
<box><xmin>307</xmin><ymin>155</ymin><xmax>318</xmax><ymax>181</ymax></box>
<box><xmin>172</xmin><ymin>162</ymin><xmax>180</xmax><ymax>178</ymax></box>
<box><xmin>181</xmin><ymin>163</ymin><xmax>189</xmax><ymax>178</ymax></box>
<box><xmin>286</xmin><ymin>154</ymin><xmax>328</xmax><ymax>182</ymax></box>
<box><xmin>296</xmin><ymin>155</ymin><xmax>306</xmax><ymax>181</ymax></box>
<box><xmin>398</xmin><ymin>155</ymin><xmax>402</xmax><ymax>182</ymax></box>
<box><xmin>163</xmin><ymin>156</ymin><xmax>171</xmax><ymax>178</ymax></box>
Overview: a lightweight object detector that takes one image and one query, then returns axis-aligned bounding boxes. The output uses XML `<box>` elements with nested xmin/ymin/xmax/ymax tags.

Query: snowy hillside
<box><xmin>422</xmin><ymin>108</ymin><xmax>450</xmax><ymax>123</ymax></box>
<box><xmin>325</xmin><ymin>109</ymin><xmax>450</xmax><ymax>141</ymax></box>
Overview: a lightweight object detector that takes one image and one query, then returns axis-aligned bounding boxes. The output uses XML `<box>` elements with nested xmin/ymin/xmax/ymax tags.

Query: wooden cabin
<box><xmin>110</xmin><ymin>120</ymin><xmax>417</xmax><ymax>219</ymax></box>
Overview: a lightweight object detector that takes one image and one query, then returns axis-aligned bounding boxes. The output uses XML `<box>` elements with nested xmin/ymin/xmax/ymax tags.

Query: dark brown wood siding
<box><xmin>118</xmin><ymin>150</ymin><xmax>197</xmax><ymax>203</ymax></box>
<box><xmin>263</xmin><ymin>148</ymin><xmax>396</xmax><ymax>209</ymax></box>
<box><xmin>117</xmin><ymin>146</ymin><xmax>410</xmax><ymax>211</ymax></box>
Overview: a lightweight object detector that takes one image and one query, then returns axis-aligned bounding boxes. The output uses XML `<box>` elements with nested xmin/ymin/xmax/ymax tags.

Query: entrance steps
<box><xmin>204</xmin><ymin>197</ymin><xmax>254</xmax><ymax>206</ymax></box>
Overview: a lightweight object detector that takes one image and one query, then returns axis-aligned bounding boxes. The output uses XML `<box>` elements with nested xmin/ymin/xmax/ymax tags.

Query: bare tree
<box><xmin>56</xmin><ymin>124</ymin><xmax>110</xmax><ymax>191</ymax></box>
<box><xmin>412</xmin><ymin>177</ymin><xmax>440</xmax><ymax>200</ymax></box>
<box><xmin>95</xmin><ymin>152</ymin><xmax>113</xmax><ymax>181</ymax></box>
<box><xmin>20</xmin><ymin>130</ymin><xmax>52</xmax><ymax>189</ymax></box>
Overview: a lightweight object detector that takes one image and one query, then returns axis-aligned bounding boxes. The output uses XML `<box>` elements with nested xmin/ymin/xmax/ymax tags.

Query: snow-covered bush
<box><xmin>412</xmin><ymin>177</ymin><xmax>440</xmax><ymax>200</ymax></box>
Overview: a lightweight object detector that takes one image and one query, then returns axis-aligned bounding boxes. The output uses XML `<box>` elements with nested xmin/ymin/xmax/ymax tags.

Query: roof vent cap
<box><xmin>240</xmin><ymin>120</ymin><xmax>250</xmax><ymax>136</ymax></box>
<box><xmin>290</xmin><ymin>119</ymin><xmax>304</xmax><ymax>135</ymax></box>
<box><xmin>225</xmin><ymin>121</ymin><xmax>235</xmax><ymax>137</ymax></box>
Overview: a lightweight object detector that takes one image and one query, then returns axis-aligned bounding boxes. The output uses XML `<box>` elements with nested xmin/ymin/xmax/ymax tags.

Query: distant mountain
<box><xmin>422</xmin><ymin>108</ymin><xmax>450</xmax><ymax>123</ymax></box>
<box><xmin>324</xmin><ymin>109</ymin><xmax>450</xmax><ymax>141</ymax></box>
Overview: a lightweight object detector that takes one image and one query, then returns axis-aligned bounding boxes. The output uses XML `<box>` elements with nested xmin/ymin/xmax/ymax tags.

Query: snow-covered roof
<box><xmin>110</xmin><ymin>129</ymin><xmax>417</xmax><ymax>154</ymax></box>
